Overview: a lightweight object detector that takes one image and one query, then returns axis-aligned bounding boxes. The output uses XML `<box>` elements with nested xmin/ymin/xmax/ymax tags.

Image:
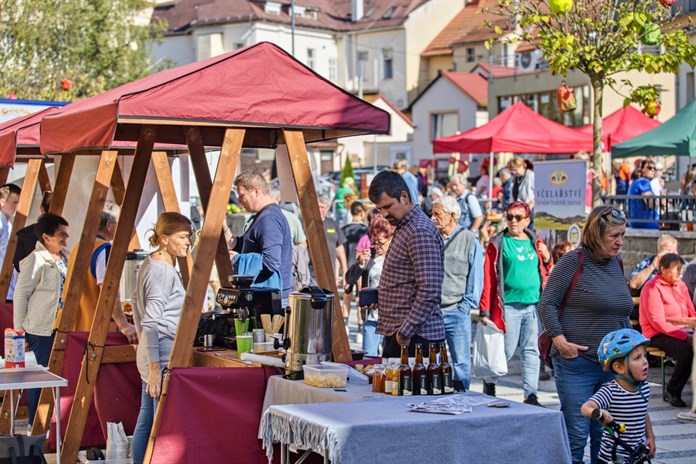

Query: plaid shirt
<box><xmin>377</xmin><ymin>206</ymin><xmax>445</xmax><ymax>340</ymax></box>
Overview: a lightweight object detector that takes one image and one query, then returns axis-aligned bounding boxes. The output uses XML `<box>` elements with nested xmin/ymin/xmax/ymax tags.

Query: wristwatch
<box><xmin>591</xmin><ymin>408</ymin><xmax>603</xmax><ymax>421</ymax></box>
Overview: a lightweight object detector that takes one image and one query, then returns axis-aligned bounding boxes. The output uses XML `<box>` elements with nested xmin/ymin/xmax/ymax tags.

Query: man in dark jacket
<box><xmin>13</xmin><ymin>191</ymin><xmax>52</xmax><ymax>272</ymax></box>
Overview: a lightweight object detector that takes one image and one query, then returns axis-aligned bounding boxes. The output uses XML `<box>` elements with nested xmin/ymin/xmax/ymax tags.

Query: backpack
<box><xmin>457</xmin><ymin>191</ymin><xmax>474</xmax><ymax>229</ymax></box>
<box><xmin>291</xmin><ymin>246</ymin><xmax>311</xmax><ymax>291</ymax></box>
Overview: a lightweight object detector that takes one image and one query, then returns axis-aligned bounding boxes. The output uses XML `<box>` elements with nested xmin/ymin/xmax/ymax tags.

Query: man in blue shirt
<box><xmin>627</xmin><ymin>161</ymin><xmax>659</xmax><ymax>229</ymax></box>
<box><xmin>230</xmin><ymin>171</ymin><xmax>293</xmax><ymax>305</ymax></box>
<box><xmin>432</xmin><ymin>196</ymin><xmax>483</xmax><ymax>391</ymax></box>
<box><xmin>393</xmin><ymin>159</ymin><xmax>420</xmax><ymax>205</ymax></box>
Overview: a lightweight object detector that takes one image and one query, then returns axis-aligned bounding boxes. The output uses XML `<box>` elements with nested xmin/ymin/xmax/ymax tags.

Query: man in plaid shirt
<box><xmin>368</xmin><ymin>170</ymin><xmax>445</xmax><ymax>358</ymax></box>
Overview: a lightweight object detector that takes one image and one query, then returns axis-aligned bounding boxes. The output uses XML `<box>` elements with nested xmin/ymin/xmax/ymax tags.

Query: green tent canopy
<box><xmin>611</xmin><ymin>98</ymin><xmax>696</xmax><ymax>158</ymax></box>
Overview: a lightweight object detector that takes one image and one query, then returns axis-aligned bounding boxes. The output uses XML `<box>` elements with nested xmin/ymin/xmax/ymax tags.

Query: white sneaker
<box><xmin>677</xmin><ymin>410</ymin><xmax>696</xmax><ymax>421</ymax></box>
<box><xmin>356</xmin><ymin>332</ymin><xmax>363</xmax><ymax>344</ymax></box>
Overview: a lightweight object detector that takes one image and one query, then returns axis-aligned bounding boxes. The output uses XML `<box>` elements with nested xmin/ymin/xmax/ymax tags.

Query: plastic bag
<box><xmin>472</xmin><ymin>321</ymin><xmax>508</xmax><ymax>378</ymax></box>
<box><xmin>105</xmin><ymin>422</ymin><xmax>129</xmax><ymax>460</ymax></box>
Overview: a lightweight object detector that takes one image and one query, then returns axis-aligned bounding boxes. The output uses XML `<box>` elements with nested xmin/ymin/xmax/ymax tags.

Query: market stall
<box><xmin>36</xmin><ymin>41</ymin><xmax>389</xmax><ymax>463</ymax></box>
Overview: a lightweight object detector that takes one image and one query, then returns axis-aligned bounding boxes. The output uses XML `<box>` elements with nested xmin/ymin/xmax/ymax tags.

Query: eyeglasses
<box><xmin>605</xmin><ymin>208</ymin><xmax>626</xmax><ymax>220</ymax></box>
<box><xmin>506</xmin><ymin>213</ymin><xmax>528</xmax><ymax>222</ymax></box>
<box><xmin>644</xmin><ymin>166</ymin><xmax>655</xmax><ymax>171</ymax></box>
<box><xmin>372</xmin><ymin>238</ymin><xmax>391</xmax><ymax>247</ymax></box>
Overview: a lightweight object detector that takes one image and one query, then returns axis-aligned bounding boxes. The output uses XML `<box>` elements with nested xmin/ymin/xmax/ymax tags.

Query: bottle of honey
<box><xmin>427</xmin><ymin>343</ymin><xmax>442</xmax><ymax>395</ymax></box>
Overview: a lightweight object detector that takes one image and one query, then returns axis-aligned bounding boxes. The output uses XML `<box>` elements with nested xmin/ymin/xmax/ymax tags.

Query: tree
<box><xmin>485</xmin><ymin>0</ymin><xmax>696</xmax><ymax>205</ymax></box>
<box><xmin>0</xmin><ymin>0</ymin><xmax>169</xmax><ymax>100</ymax></box>
<box><xmin>340</xmin><ymin>156</ymin><xmax>356</xmax><ymax>190</ymax></box>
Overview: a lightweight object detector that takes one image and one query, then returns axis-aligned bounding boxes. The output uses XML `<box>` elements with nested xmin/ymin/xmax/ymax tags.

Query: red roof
<box><xmin>40</xmin><ymin>42</ymin><xmax>390</xmax><ymax>154</ymax></box>
<box><xmin>0</xmin><ymin>107</ymin><xmax>60</xmax><ymax>166</ymax></box>
<box><xmin>433</xmin><ymin>102</ymin><xmax>592</xmax><ymax>154</ymax></box>
<box><xmin>578</xmin><ymin>105</ymin><xmax>661</xmax><ymax>151</ymax></box>
<box><xmin>421</xmin><ymin>0</ymin><xmax>506</xmax><ymax>57</ymax></box>
<box><xmin>442</xmin><ymin>72</ymin><xmax>488</xmax><ymax>107</ymax></box>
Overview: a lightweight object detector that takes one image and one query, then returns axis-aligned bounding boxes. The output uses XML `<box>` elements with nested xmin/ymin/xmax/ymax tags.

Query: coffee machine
<box><xmin>215</xmin><ymin>274</ymin><xmax>282</xmax><ymax>327</ymax></box>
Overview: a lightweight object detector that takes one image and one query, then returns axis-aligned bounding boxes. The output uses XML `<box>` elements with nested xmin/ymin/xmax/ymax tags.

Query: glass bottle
<box><xmin>398</xmin><ymin>344</ymin><xmax>413</xmax><ymax>396</ymax></box>
<box><xmin>440</xmin><ymin>343</ymin><xmax>454</xmax><ymax>394</ymax></box>
<box><xmin>384</xmin><ymin>364</ymin><xmax>394</xmax><ymax>395</ymax></box>
<box><xmin>391</xmin><ymin>363</ymin><xmax>400</xmax><ymax>396</ymax></box>
<box><xmin>427</xmin><ymin>343</ymin><xmax>442</xmax><ymax>395</ymax></box>
<box><xmin>413</xmin><ymin>343</ymin><xmax>427</xmax><ymax>395</ymax></box>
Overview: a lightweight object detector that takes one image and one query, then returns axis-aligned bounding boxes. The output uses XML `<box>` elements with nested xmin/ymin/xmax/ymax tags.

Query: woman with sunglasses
<box><xmin>538</xmin><ymin>206</ymin><xmax>634</xmax><ymax>464</ymax></box>
<box><xmin>346</xmin><ymin>215</ymin><xmax>394</xmax><ymax>356</ymax></box>
<box><xmin>479</xmin><ymin>201</ymin><xmax>552</xmax><ymax>405</ymax></box>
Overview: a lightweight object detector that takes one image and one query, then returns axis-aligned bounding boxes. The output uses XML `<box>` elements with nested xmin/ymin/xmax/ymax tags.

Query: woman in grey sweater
<box><xmin>132</xmin><ymin>212</ymin><xmax>192</xmax><ymax>464</ymax></box>
<box><xmin>539</xmin><ymin>206</ymin><xmax>633</xmax><ymax>464</ymax></box>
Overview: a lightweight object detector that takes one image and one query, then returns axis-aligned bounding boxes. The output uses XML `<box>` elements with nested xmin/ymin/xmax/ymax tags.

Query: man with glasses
<box><xmin>432</xmin><ymin>196</ymin><xmax>483</xmax><ymax>391</ymax></box>
<box><xmin>368</xmin><ymin>170</ymin><xmax>445</xmax><ymax>358</ymax></box>
<box><xmin>479</xmin><ymin>201</ymin><xmax>552</xmax><ymax>406</ymax></box>
<box><xmin>627</xmin><ymin>160</ymin><xmax>659</xmax><ymax>229</ymax></box>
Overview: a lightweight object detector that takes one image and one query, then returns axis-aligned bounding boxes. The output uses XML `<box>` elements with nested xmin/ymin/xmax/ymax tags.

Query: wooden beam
<box><xmin>37</xmin><ymin>161</ymin><xmax>52</xmax><ymax>194</ymax></box>
<box><xmin>31</xmin><ymin>151</ymin><xmax>118</xmax><ymax>437</ymax></box>
<box><xmin>47</xmin><ymin>153</ymin><xmax>76</xmax><ymax>215</ymax></box>
<box><xmin>283</xmin><ymin>129</ymin><xmax>351</xmax><ymax>362</ymax></box>
<box><xmin>61</xmin><ymin>127</ymin><xmax>157</xmax><ymax>464</ymax></box>
<box><xmin>185</xmin><ymin>127</ymin><xmax>233</xmax><ymax>284</ymax></box>
<box><xmin>111</xmin><ymin>156</ymin><xmax>141</xmax><ymax>250</ymax></box>
<box><xmin>0</xmin><ymin>158</ymin><xmax>41</xmax><ymax>301</ymax></box>
<box><xmin>101</xmin><ymin>344</ymin><xmax>137</xmax><ymax>364</ymax></box>
<box><xmin>0</xmin><ymin>166</ymin><xmax>9</xmax><ymax>186</ymax></box>
<box><xmin>143</xmin><ymin>128</ymin><xmax>245</xmax><ymax>464</ymax></box>
<box><xmin>151</xmin><ymin>151</ymin><xmax>192</xmax><ymax>286</ymax></box>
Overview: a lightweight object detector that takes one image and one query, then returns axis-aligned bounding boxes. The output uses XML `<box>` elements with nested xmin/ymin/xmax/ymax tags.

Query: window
<box><xmin>233</xmin><ymin>42</ymin><xmax>245</xmax><ymax>50</ymax></box>
<box><xmin>382</xmin><ymin>48</ymin><xmax>393</xmax><ymax>79</ymax></box>
<box><xmin>307</xmin><ymin>48</ymin><xmax>315</xmax><ymax>69</ymax></box>
<box><xmin>196</xmin><ymin>33</ymin><xmax>223</xmax><ymax>60</ymax></box>
<box><xmin>687</xmin><ymin>71</ymin><xmax>694</xmax><ymax>102</ymax></box>
<box><xmin>382</xmin><ymin>6</ymin><xmax>395</xmax><ymax>19</ymax></box>
<box><xmin>357</xmin><ymin>51</ymin><xmax>368</xmax><ymax>81</ymax></box>
<box><xmin>265</xmin><ymin>2</ymin><xmax>281</xmax><ymax>15</ymax></box>
<box><xmin>328</xmin><ymin>57</ymin><xmax>337</xmax><ymax>82</ymax></box>
<box><xmin>466</xmin><ymin>48</ymin><xmax>475</xmax><ymax>63</ymax></box>
<box><xmin>431</xmin><ymin>113</ymin><xmax>458</xmax><ymax>140</ymax></box>
<box><xmin>496</xmin><ymin>85</ymin><xmax>591</xmax><ymax>127</ymax></box>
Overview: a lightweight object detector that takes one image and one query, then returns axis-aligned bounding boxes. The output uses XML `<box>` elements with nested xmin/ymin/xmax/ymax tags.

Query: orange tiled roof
<box><xmin>442</xmin><ymin>71</ymin><xmax>488</xmax><ymax>107</ymax></box>
<box><xmin>421</xmin><ymin>0</ymin><xmax>508</xmax><ymax>57</ymax></box>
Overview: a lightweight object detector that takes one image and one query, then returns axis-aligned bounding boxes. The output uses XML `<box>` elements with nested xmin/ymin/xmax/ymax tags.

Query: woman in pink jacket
<box><xmin>640</xmin><ymin>253</ymin><xmax>696</xmax><ymax>407</ymax></box>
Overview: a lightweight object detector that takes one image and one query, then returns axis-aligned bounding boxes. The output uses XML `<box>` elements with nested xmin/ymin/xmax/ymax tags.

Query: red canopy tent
<box><xmin>0</xmin><ymin>107</ymin><xmax>61</xmax><ymax>165</ymax></box>
<box><xmin>432</xmin><ymin>101</ymin><xmax>592</xmax><ymax>154</ymax></box>
<box><xmin>578</xmin><ymin>105</ymin><xmax>661</xmax><ymax>151</ymax></box>
<box><xmin>40</xmin><ymin>42</ymin><xmax>389</xmax><ymax>154</ymax></box>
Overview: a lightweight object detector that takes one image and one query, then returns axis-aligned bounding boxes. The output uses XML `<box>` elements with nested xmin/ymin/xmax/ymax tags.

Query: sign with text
<box><xmin>535</xmin><ymin>159</ymin><xmax>586</xmax><ymax>230</ymax></box>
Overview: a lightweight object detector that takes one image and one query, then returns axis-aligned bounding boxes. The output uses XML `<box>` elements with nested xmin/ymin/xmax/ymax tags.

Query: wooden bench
<box><xmin>646</xmin><ymin>346</ymin><xmax>674</xmax><ymax>401</ymax></box>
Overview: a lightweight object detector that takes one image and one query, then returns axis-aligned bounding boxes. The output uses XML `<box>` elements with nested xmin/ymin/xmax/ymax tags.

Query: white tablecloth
<box><xmin>260</xmin><ymin>392</ymin><xmax>572</xmax><ymax>464</ymax></box>
<box><xmin>261</xmin><ymin>375</ymin><xmax>373</xmax><ymax>414</ymax></box>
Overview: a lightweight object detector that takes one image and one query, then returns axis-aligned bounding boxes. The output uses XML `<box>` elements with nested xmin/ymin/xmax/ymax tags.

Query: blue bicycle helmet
<box><xmin>598</xmin><ymin>328</ymin><xmax>650</xmax><ymax>372</ymax></box>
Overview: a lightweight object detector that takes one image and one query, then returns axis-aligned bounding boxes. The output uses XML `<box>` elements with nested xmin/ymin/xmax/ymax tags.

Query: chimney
<box><xmin>352</xmin><ymin>0</ymin><xmax>364</xmax><ymax>22</ymax></box>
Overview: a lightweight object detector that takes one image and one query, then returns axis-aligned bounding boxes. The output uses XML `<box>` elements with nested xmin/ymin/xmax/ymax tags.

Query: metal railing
<box><xmin>604</xmin><ymin>194</ymin><xmax>695</xmax><ymax>230</ymax></box>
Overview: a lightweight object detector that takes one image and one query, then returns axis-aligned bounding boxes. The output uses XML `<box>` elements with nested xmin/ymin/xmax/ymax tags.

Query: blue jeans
<box><xmin>443</xmin><ymin>304</ymin><xmax>472</xmax><ymax>390</ymax></box>
<box><xmin>132</xmin><ymin>382</ymin><xmax>159</xmax><ymax>464</ymax></box>
<box><xmin>487</xmin><ymin>303</ymin><xmax>539</xmax><ymax>398</ymax></box>
<box><xmin>362</xmin><ymin>321</ymin><xmax>382</xmax><ymax>356</ymax></box>
<box><xmin>26</xmin><ymin>332</ymin><xmax>55</xmax><ymax>426</ymax></box>
<box><xmin>553</xmin><ymin>355</ymin><xmax>614</xmax><ymax>464</ymax></box>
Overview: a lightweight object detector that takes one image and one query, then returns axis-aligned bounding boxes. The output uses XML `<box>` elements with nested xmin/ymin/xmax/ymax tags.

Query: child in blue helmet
<box><xmin>581</xmin><ymin>328</ymin><xmax>656</xmax><ymax>463</ymax></box>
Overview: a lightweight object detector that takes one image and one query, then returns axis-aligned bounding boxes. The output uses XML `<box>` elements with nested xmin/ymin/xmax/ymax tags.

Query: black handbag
<box><xmin>0</xmin><ymin>434</ymin><xmax>47</xmax><ymax>464</ymax></box>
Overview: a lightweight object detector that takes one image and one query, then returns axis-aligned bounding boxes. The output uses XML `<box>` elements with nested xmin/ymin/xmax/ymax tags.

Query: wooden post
<box><xmin>151</xmin><ymin>151</ymin><xmax>192</xmax><ymax>286</ymax></box>
<box><xmin>111</xmin><ymin>155</ymin><xmax>141</xmax><ymax>250</ymax></box>
<box><xmin>38</xmin><ymin>161</ymin><xmax>52</xmax><ymax>194</ymax></box>
<box><xmin>0</xmin><ymin>166</ymin><xmax>9</xmax><ymax>186</ymax></box>
<box><xmin>0</xmin><ymin>159</ymin><xmax>43</xmax><ymax>434</ymax></box>
<box><xmin>47</xmin><ymin>153</ymin><xmax>76</xmax><ymax>215</ymax></box>
<box><xmin>283</xmin><ymin>129</ymin><xmax>351</xmax><ymax>362</ymax></box>
<box><xmin>185</xmin><ymin>127</ymin><xmax>234</xmax><ymax>284</ymax></box>
<box><xmin>142</xmin><ymin>128</ymin><xmax>245</xmax><ymax>464</ymax></box>
<box><xmin>61</xmin><ymin>126</ymin><xmax>157</xmax><ymax>464</ymax></box>
<box><xmin>31</xmin><ymin>150</ymin><xmax>117</xmax><ymax>436</ymax></box>
<box><xmin>0</xmin><ymin>158</ymin><xmax>42</xmax><ymax>300</ymax></box>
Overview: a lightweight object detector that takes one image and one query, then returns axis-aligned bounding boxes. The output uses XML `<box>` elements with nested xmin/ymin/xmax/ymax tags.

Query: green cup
<box><xmin>234</xmin><ymin>319</ymin><xmax>249</xmax><ymax>335</ymax></box>
<box><xmin>236</xmin><ymin>334</ymin><xmax>252</xmax><ymax>355</ymax></box>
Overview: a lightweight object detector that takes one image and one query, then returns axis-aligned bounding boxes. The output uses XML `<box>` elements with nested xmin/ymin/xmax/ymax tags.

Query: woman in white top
<box><xmin>13</xmin><ymin>212</ymin><xmax>69</xmax><ymax>425</ymax></box>
<box><xmin>131</xmin><ymin>212</ymin><xmax>191</xmax><ymax>464</ymax></box>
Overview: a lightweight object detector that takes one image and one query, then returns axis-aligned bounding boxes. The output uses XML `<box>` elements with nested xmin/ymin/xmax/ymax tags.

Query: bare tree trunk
<box><xmin>592</xmin><ymin>79</ymin><xmax>604</xmax><ymax>207</ymax></box>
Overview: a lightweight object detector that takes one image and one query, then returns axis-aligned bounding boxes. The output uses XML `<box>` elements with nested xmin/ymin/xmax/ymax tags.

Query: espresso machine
<box><xmin>215</xmin><ymin>274</ymin><xmax>282</xmax><ymax>330</ymax></box>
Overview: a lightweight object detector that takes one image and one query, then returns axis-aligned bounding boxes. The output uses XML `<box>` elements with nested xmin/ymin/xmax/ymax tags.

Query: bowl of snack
<box><xmin>303</xmin><ymin>364</ymin><xmax>349</xmax><ymax>388</ymax></box>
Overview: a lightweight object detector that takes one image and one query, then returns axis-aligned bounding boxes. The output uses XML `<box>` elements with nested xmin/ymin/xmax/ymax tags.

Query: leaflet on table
<box><xmin>408</xmin><ymin>395</ymin><xmax>498</xmax><ymax>415</ymax></box>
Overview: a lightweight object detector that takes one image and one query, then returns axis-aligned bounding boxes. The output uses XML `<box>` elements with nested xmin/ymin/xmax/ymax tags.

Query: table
<box><xmin>666</xmin><ymin>317</ymin><xmax>696</xmax><ymax>328</ymax></box>
<box><xmin>0</xmin><ymin>368</ymin><xmax>67</xmax><ymax>464</ymax></box>
<box><xmin>261</xmin><ymin>375</ymin><xmax>371</xmax><ymax>415</ymax></box>
<box><xmin>260</xmin><ymin>392</ymin><xmax>572</xmax><ymax>464</ymax></box>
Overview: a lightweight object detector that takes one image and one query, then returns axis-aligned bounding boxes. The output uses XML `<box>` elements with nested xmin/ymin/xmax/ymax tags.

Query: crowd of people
<box><xmin>6</xmin><ymin>154</ymin><xmax>695</xmax><ymax>464</ymax></box>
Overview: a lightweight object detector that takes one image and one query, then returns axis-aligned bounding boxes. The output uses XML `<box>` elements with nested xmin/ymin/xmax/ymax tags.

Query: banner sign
<box><xmin>0</xmin><ymin>99</ymin><xmax>67</xmax><ymax>123</ymax></box>
<box><xmin>534</xmin><ymin>159</ymin><xmax>586</xmax><ymax>230</ymax></box>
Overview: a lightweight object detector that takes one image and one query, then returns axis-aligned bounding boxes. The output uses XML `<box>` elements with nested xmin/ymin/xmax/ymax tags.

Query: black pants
<box><xmin>382</xmin><ymin>333</ymin><xmax>444</xmax><ymax>358</ymax></box>
<box><xmin>650</xmin><ymin>333</ymin><xmax>694</xmax><ymax>397</ymax></box>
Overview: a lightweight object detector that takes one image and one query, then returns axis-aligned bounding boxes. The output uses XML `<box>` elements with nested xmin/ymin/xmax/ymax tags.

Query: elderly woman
<box><xmin>640</xmin><ymin>253</ymin><xmax>695</xmax><ymax>408</ymax></box>
<box><xmin>132</xmin><ymin>212</ymin><xmax>192</xmax><ymax>464</ymax></box>
<box><xmin>509</xmin><ymin>156</ymin><xmax>535</xmax><ymax>209</ymax></box>
<box><xmin>13</xmin><ymin>213</ymin><xmax>69</xmax><ymax>425</ymax></box>
<box><xmin>539</xmin><ymin>206</ymin><xmax>634</xmax><ymax>464</ymax></box>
